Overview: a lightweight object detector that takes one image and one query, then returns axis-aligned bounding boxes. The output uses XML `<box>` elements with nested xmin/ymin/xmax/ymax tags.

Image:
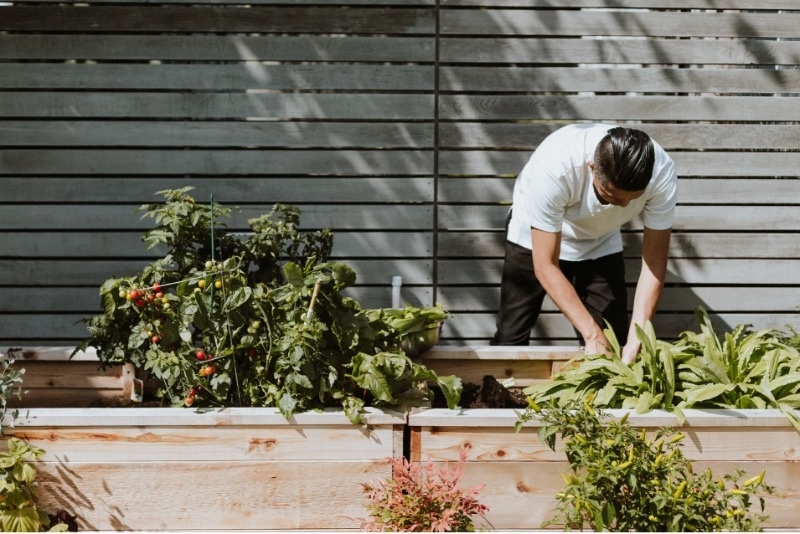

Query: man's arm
<box><xmin>531</xmin><ymin>228</ymin><xmax>610</xmax><ymax>354</ymax></box>
<box><xmin>621</xmin><ymin>226</ymin><xmax>671</xmax><ymax>364</ymax></box>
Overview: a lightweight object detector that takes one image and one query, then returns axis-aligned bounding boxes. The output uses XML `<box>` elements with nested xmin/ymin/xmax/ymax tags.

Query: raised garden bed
<box><xmin>420</xmin><ymin>345</ymin><xmax>581</xmax><ymax>388</ymax></box>
<box><xmin>408</xmin><ymin>408</ymin><xmax>800</xmax><ymax>531</ymax></box>
<box><xmin>2</xmin><ymin>347</ymin><xmax>134</xmax><ymax>407</ymax></box>
<box><xmin>4</xmin><ymin>406</ymin><xmax>404</xmax><ymax>531</ymax></box>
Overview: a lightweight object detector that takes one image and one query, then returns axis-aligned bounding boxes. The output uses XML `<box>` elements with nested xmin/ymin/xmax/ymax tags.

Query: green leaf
<box><xmin>1</xmin><ymin>506</ymin><xmax>41</xmax><ymax>533</ymax></box>
<box><xmin>226</xmin><ymin>286</ymin><xmax>252</xmax><ymax>310</ymax></box>
<box><xmin>682</xmin><ymin>383</ymin><xmax>732</xmax><ymax>406</ymax></box>
<box><xmin>283</xmin><ymin>262</ymin><xmax>304</xmax><ymax>287</ymax></box>
<box><xmin>435</xmin><ymin>375</ymin><xmax>463</xmax><ymax>410</ymax></box>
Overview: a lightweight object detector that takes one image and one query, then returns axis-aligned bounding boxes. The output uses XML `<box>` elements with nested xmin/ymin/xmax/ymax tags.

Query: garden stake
<box><xmin>209</xmin><ymin>193</ymin><xmax>216</xmax><ymax>315</ymax></box>
<box><xmin>306</xmin><ymin>279</ymin><xmax>323</xmax><ymax>321</ymax></box>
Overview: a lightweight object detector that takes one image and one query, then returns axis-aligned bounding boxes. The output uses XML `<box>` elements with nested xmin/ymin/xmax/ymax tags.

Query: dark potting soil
<box><xmin>434</xmin><ymin>374</ymin><xmax>529</xmax><ymax>409</ymax></box>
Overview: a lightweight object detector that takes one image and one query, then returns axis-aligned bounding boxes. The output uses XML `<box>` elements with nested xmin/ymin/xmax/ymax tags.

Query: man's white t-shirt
<box><xmin>507</xmin><ymin>124</ymin><xmax>678</xmax><ymax>261</ymax></box>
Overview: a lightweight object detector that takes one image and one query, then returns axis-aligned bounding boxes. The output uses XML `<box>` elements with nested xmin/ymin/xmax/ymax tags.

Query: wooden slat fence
<box><xmin>1</xmin><ymin>1</ymin><xmax>799</xmax><ymax>347</ymax></box>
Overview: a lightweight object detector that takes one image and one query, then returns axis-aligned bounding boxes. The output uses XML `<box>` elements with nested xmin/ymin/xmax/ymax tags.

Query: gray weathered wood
<box><xmin>439</xmin><ymin>124</ymin><xmax>800</xmax><ymax>151</ymax></box>
<box><xmin>441</xmin><ymin>10</ymin><xmax>800</xmax><ymax>39</ymax></box>
<box><xmin>440</xmin><ymin>37</ymin><xmax>800</xmax><ymax>65</ymax></box>
<box><xmin>0</xmin><ymin>5</ymin><xmax>435</xmax><ymax>34</ymax></box>
<box><xmin>438</xmin><ymin>96</ymin><xmax>800</xmax><ymax>122</ymax></box>
<box><xmin>3</xmin><ymin>204</ymin><xmax>434</xmax><ymax>231</ymax></box>
<box><xmin>0</xmin><ymin>121</ymin><xmax>434</xmax><ymax>148</ymax></box>
<box><xmin>0</xmin><ymin>64</ymin><xmax>434</xmax><ymax>90</ymax></box>
<box><xmin>437</xmin><ymin>232</ymin><xmax>800</xmax><ymax>260</ymax></box>
<box><xmin>0</xmin><ymin>92</ymin><xmax>434</xmax><ymax>120</ymax></box>
<box><xmin>3</xmin><ymin>1</ymin><xmax>799</xmax><ymax>348</ymax></box>
<box><xmin>0</xmin><ymin>149</ymin><xmax>434</xmax><ymax>176</ymax></box>
<box><xmin>0</xmin><ymin>34</ymin><xmax>434</xmax><ymax>61</ymax></box>
<box><xmin>438</xmin><ymin>150</ymin><xmax>800</xmax><ymax>177</ymax></box>
<box><xmin>439</xmin><ymin>66</ymin><xmax>800</xmax><ymax>93</ymax></box>
<box><xmin>0</xmin><ymin>177</ymin><xmax>433</xmax><ymax>203</ymax></box>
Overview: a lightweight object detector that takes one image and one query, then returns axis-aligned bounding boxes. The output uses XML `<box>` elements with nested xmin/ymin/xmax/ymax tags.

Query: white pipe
<box><xmin>391</xmin><ymin>276</ymin><xmax>402</xmax><ymax>308</ymax></box>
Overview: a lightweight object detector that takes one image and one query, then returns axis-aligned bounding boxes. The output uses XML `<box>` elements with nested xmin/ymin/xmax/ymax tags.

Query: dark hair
<box><xmin>593</xmin><ymin>127</ymin><xmax>655</xmax><ymax>192</ymax></box>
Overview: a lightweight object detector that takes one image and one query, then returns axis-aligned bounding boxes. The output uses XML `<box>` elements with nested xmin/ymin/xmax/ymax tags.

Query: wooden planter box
<box><xmin>5</xmin><ymin>407</ymin><xmax>404</xmax><ymax>531</ymax></box>
<box><xmin>409</xmin><ymin>408</ymin><xmax>800</xmax><ymax>531</ymax></box>
<box><xmin>2</xmin><ymin>347</ymin><xmax>134</xmax><ymax>406</ymax></box>
<box><xmin>420</xmin><ymin>345</ymin><xmax>582</xmax><ymax>387</ymax></box>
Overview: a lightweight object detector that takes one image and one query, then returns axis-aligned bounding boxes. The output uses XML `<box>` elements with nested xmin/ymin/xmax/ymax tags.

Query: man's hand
<box><xmin>621</xmin><ymin>342</ymin><xmax>640</xmax><ymax>365</ymax></box>
<box><xmin>584</xmin><ymin>333</ymin><xmax>611</xmax><ymax>356</ymax></box>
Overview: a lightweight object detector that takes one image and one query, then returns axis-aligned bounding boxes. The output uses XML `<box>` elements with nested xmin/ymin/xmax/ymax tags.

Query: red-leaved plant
<box><xmin>360</xmin><ymin>447</ymin><xmax>489</xmax><ymax>532</ymax></box>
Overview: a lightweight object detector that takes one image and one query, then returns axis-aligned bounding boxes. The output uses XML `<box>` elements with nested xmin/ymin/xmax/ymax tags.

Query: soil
<box><xmin>434</xmin><ymin>374</ymin><xmax>529</xmax><ymax>409</ymax></box>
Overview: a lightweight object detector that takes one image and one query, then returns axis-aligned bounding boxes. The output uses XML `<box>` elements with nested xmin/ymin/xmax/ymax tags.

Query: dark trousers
<box><xmin>491</xmin><ymin>239</ymin><xmax>629</xmax><ymax>346</ymax></box>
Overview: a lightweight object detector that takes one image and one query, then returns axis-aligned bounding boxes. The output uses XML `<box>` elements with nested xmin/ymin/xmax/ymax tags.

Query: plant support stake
<box><xmin>209</xmin><ymin>193</ymin><xmax>216</xmax><ymax>315</ymax></box>
<box><xmin>306</xmin><ymin>279</ymin><xmax>323</xmax><ymax>322</ymax></box>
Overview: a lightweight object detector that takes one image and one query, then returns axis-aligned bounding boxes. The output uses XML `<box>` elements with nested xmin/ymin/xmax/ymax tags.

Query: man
<box><xmin>491</xmin><ymin>124</ymin><xmax>678</xmax><ymax>364</ymax></box>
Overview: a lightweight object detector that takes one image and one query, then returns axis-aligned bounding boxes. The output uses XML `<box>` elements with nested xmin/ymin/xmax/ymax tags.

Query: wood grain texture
<box><xmin>410</xmin><ymin>408</ymin><xmax>800</xmax><ymax>529</ymax></box>
<box><xmin>1</xmin><ymin>407</ymin><xmax>403</xmax><ymax>530</ymax></box>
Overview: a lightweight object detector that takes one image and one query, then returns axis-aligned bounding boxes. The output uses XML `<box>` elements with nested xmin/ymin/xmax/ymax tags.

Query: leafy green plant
<box><xmin>0</xmin><ymin>438</ymin><xmax>71</xmax><ymax>532</ymax></box>
<box><xmin>525</xmin><ymin>307</ymin><xmax>800</xmax><ymax>430</ymax></box>
<box><xmin>75</xmin><ymin>188</ymin><xmax>461</xmax><ymax>423</ymax></box>
<box><xmin>0</xmin><ymin>356</ymin><xmax>24</xmax><ymax>435</ymax></box>
<box><xmin>360</xmin><ymin>447</ymin><xmax>489</xmax><ymax>532</ymax></box>
<box><xmin>517</xmin><ymin>398</ymin><xmax>774</xmax><ymax>532</ymax></box>
<box><xmin>371</xmin><ymin>304</ymin><xmax>451</xmax><ymax>337</ymax></box>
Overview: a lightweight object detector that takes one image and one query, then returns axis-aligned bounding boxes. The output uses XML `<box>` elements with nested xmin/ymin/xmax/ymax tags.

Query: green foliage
<box><xmin>0</xmin><ymin>357</ymin><xmax>24</xmax><ymax>435</ymax></box>
<box><xmin>518</xmin><ymin>399</ymin><xmax>774</xmax><ymax>532</ymax></box>
<box><xmin>360</xmin><ymin>448</ymin><xmax>489</xmax><ymax>532</ymax></box>
<box><xmin>0</xmin><ymin>438</ymin><xmax>68</xmax><ymax>532</ymax></box>
<box><xmin>525</xmin><ymin>308</ymin><xmax>800</xmax><ymax>430</ymax></box>
<box><xmin>369</xmin><ymin>304</ymin><xmax>451</xmax><ymax>336</ymax></box>
<box><xmin>75</xmin><ymin>188</ymin><xmax>461</xmax><ymax>423</ymax></box>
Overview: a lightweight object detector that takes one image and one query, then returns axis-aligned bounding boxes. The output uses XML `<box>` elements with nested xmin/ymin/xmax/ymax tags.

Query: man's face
<box><xmin>588</xmin><ymin>161</ymin><xmax>645</xmax><ymax>208</ymax></box>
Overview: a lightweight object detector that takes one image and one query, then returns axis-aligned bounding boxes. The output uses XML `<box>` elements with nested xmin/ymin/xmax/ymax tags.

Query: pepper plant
<box><xmin>517</xmin><ymin>398</ymin><xmax>774</xmax><ymax>531</ymax></box>
<box><xmin>75</xmin><ymin>188</ymin><xmax>461</xmax><ymax>423</ymax></box>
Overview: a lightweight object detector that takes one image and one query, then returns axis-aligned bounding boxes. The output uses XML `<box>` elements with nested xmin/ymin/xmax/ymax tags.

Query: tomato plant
<box><xmin>75</xmin><ymin>188</ymin><xmax>461</xmax><ymax>423</ymax></box>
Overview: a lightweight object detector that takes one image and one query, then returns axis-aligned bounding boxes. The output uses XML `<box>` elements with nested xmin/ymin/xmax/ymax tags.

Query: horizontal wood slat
<box><xmin>1</xmin><ymin>6</ymin><xmax>435</xmax><ymax>34</ymax></box>
<box><xmin>0</xmin><ymin>92</ymin><xmax>434</xmax><ymax>120</ymax></box>
<box><xmin>0</xmin><ymin>150</ymin><xmax>434</xmax><ymax>176</ymax></box>
<box><xmin>440</xmin><ymin>37</ymin><xmax>800</xmax><ymax>65</ymax></box>
<box><xmin>439</xmin><ymin>258</ymin><xmax>800</xmax><ymax>285</ymax></box>
<box><xmin>438</xmin><ymin>177</ymin><xmax>800</xmax><ymax>204</ymax></box>
<box><xmin>439</xmin><ymin>67</ymin><xmax>800</xmax><ymax>93</ymax></box>
<box><xmin>0</xmin><ymin>121</ymin><xmax>434</xmax><ymax>148</ymax></box>
<box><xmin>437</xmin><ymin>232</ymin><xmax>800</xmax><ymax>260</ymax></box>
<box><xmin>0</xmin><ymin>231</ymin><xmax>434</xmax><ymax>258</ymax></box>
<box><xmin>437</xmin><ymin>286</ymin><xmax>800</xmax><ymax>314</ymax></box>
<box><xmin>437</xmin><ymin>205</ymin><xmax>800</xmax><ymax>232</ymax></box>
<box><xmin>441</xmin><ymin>10</ymin><xmax>800</xmax><ymax>39</ymax></box>
<box><xmin>439</xmin><ymin>124</ymin><xmax>800</xmax><ymax>151</ymax></box>
<box><xmin>443</xmin><ymin>0</ymin><xmax>798</xmax><ymax>8</ymax></box>
<box><xmin>0</xmin><ymin>177</ymin><xmax>434</xmax><ymax>203</ymax></box>
<box><xmin>0</xmin><ymin>259</ymin><xmax>433</xmax><ymax>286</ymax></box>
<box><xmin>0</xmin><ymin>64</ymin><xmax>435</xmax><ymax>91</ymax></box>
<box><xmin>0</xmin><ymin>34</ymin><xmax>434</xmax><ymax>61</ymax></box>
<box><xmin>438</xmin><ymin>150</ymin><xmax>800</xmax><ymax>177</ymax></box>
<box><xmin>438</xmin><ymin>96</ymin><xmax>800</xmax><ymax>122</ymax></box>
<box><xmin>3</xmin><ymin>204</ymin><xmax>434</xmax><ymax>231</ymax></box>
